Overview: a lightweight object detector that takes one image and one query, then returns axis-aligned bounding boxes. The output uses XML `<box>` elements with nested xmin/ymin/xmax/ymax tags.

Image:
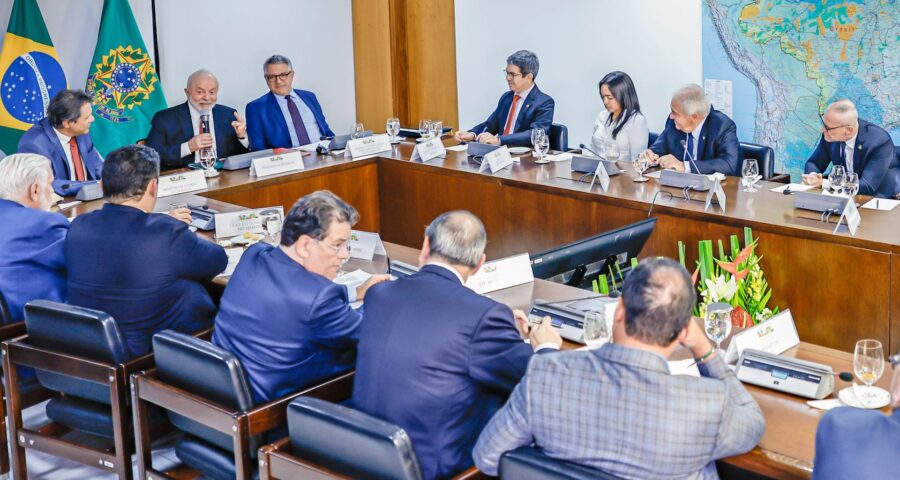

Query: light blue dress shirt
<box><xmin>276</xmin><ymin>91</ymin><xmax>323</xmax><ymax>147</ymax></box>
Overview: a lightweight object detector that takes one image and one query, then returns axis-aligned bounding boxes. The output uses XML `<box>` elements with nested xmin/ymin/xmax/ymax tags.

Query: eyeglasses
<box><xmin>316</xmin><ymin>239</ymin><xmax>350</xmax><ymax>255</ymax></box>
<box><xmin>264</xmin><ymin>71</ymin><xmax>293</xmax><ymax>83</ymax></box>
<box><xmin>502</xmin><ymin>69</ymin><xmax>522</xmax><ymax>79</ymax></box>
<box><xmin>821</xmin><ymin>117</ymin><xmax>854</xmax><ymax>132</ymax></box>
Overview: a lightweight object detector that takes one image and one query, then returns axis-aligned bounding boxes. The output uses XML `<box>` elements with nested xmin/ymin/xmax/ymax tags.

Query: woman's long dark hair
<box><xmin>599</xmin><ymin>71</ymin><xmax>641</xmax><ymax>139</ymax></box>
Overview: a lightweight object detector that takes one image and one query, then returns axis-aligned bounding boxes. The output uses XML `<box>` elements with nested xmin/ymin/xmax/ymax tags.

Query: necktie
<box><xmin>839</xmin><ymin>142</ymin><xmax>847</xmax><ymax>169</ymax></box>
<box><xmin>686</xmin><ymin>132</ymin><xmax>695</xmax><ymax>172</ymax></box>
<box><xmin>503</xmin><ymin>95</ymin><xmax>521</xmax><ymax>135</ymax></box>
<box><xmin>68</xmin><ymin>137</ymin><xmax>86</xmax><ymax>181</ymax></box>
<box><xmin>285</xmin><ymin>96</ymin><xmax>312</xmax><ymax>146</ymax></box>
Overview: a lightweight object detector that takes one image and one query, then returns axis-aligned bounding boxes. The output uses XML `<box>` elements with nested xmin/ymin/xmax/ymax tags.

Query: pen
<box><xmin>876</xmin><ymin>199</ymin><xmax>880</xmax><ymax>209</ymax></box>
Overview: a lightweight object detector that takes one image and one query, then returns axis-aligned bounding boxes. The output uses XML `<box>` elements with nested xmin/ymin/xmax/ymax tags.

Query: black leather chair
<box><xmin>739</xmin><ymin>141</ymin><xmax>777</xmax><ymax>180</ymax></box>
<box><xmin>132</xmin><ymin>331</ymin><xmax>355</xmax><ymax>480</ymax></box>
<box><xmin>549</xmin><ymin>123</ymin><xmax>568</xmax><ymax>152</ymax></box>
<box><xmin>2</xmin><ymin>299</ymin><xmax>159</xmax><ymax>479</ymax></box>
<box><xmin>258</xmin><ymin>397</ymin><xmax>483</xmax><ymax>480</ymax></box>
<box><xmin>648</xmin><ymin>131</ymin><xmax>659</xmax><ymax>148</ymax></box>
<box><xmin>499</xmin><ymin>446</ymin><xmax>622</xmax><ymax>479</ymax></box>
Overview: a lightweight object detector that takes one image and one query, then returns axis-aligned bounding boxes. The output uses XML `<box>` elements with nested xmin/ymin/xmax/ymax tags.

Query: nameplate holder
<box><xmin>157</xmin><ymin>170</ymin><xmax>208</xmax><ymax>198</ymax></box>
<box><xmin>704</xmin><ymin>177</ymin><xmax>726</xmax><ymax>212</ymax></box>
<box><xmin>410</xmin><ymin>138</ymin><xmax>447</xmax><ymax>162</ymax></box>
<box><xmin>215</xmin><ymin>206</ymin><xmax>284</xmax><ymax>238</ymax></box>
<box><xmin>250</xmin><ymin>151</ymin><xmax>305</xmax><ymax>177</ymax></box>
<box><xmin>348</xmin><ymin>230</ymin><xmax>384</xmax><ymax>261</ymax></box>
<box><xmin>465</xmin><ymin>252</ymin><xmax>534</xmax><ymax>294</ymax></box>
<box><xmin>834</xmin><ymin>198</ymin><xmax>861</xmax><ymax>236</ymax></box>
<box><xmin>478</xmin><ymin>146</ymin><xmax>514</xmax><ymax>174</ymax></box>
<box><xmin>348</xmin><ymin>134</ymin><xmax>392</xmax><ymax>159</ymax></box>
<box><xmin>589</xmin><ymin>160</ymin><xmax>610</xmax><ymax>192</ymax></box>
<box><xmin>724</xmin><ymin>309</ymin><xmax>800</xmax><ymax>364</ymax></box>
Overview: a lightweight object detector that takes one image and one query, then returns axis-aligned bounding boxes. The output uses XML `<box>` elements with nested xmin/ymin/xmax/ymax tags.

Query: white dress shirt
<box><xmin>503</xmin><ymin>84</ymin><xmax>534</xmax><ymax>134</ymax></box>
<box><xmin>591</xmin><ymin>110</ymin><xmax>649</xmax><ymax>161</ymax></box>
<box><xmin>276</xmin><ymin>91</ymin><xmax>323</xmax><ymax>147</ymax></box>
<box><xmin>843</xmin><ymin>134</ymin><xmax>857</xmax><ymax>173</ymax></box>
<box><xmin>178</xmin><ymin>103</ymin><xmax>250</xmax><ymax>161</ymax></box>
<box><xmin>52</xmin><ymin>127</ymin><xmax>77</xmax><ymax>180</ymax></box>
<box><xmin>684</xmin><ymin>117</ymin><xmax>707</xmax><ymax>173</ymax></box>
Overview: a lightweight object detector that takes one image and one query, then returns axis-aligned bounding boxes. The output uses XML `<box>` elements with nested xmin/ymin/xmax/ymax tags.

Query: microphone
<box><xmin>199</xmin><ymin>112</ymin><xmax>211</xmax><ymax>134</ymax></box>
<box><xmin>836</xmin><ymin>372</ymin><xmax>853</xmax><ymax>382</ymax></box>
<box><xmin>579</xmin><ymin>143</ymin><xmax>604</xmax><ymax>159</ymax></box>
<box><xmin>679</xmin><ymin>138</ymin><xmax>702</xmax><ymax>174</ymax></box>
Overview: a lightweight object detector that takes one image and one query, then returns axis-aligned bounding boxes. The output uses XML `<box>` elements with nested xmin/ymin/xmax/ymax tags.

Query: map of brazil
<box><xmin>703</xmin><ymin>0</ymin><xmax>898</xmax><ymax>178</ymax></box>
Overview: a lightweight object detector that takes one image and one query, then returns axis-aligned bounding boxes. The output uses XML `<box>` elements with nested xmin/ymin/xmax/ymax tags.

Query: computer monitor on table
<box><xmin>530</xmin><ymin>218</ymin><xmax>657</xmax><ymax>289</ymax></box>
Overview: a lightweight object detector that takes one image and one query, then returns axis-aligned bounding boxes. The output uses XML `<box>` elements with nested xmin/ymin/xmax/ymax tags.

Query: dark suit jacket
<box><xmin>650</xmin><ymin>108</ymin><xmax>740</xmax><ymax>176</ymax></box>
<box><xmin>245</xmin><ymin>89</ymin><xmax>335</xmax><ymax>152</ymax></box>
<box><xmin>351</xmin><ymin>264</ymin><xmax>538</xmax><ymax>479</ymax></box>
<box><xmin>804</xmin><ymin>118</ymin><xmax>898</xmax><ymax>197</ymax></box>
<box><xmin>17</xmin><ymin>117</ymin><xmax>103</xmax><ymax>196</ymax></box>
<box><xmin>66</xmin><ymin>203</ymin><xmax>226</xmax><ymax>358</ymax></box>
<box><xmin>212</xmin><ymin>243</ymin><xmax>361</xmax><ymax>404</ymax></box>
<box><xmin>145</xmin><ymin>102</ymin><xmax>249</xmax><ymax>169</ymax></box>
<box><xmin>812</xmin><ymin>407</ymin><xmax>900</xmax><ymax>480</ymax></box>
<box><xmin>0</xmin><ymin>199</ymin><xmax>68</xmax><ymax>322</ymax></box>
<box><xmin>469</xmin><ymin>85</ymin><xmax>555</xmax><ymax>147</ymax></box>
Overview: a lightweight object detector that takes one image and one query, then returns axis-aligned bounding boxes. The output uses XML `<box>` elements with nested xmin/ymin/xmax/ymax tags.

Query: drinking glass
<box><xmin>536</xmin><ymin>134</ymin><xmax>550</xmax><ymax>164</ymax></box>
<box><xmin>854</xmin><ymin>339</ymin><xmax>885</xmax><ymax>407</ymax></box>
<box><xmin>199</xmin><ymin>145</ymin><xmax>218</xmax><ymax>178</ymax></box>
<box><xmin>429</xmin><ymin>120</ymin><xmax>443</xmax><ymax>141</ymax></box>
<box><xmin>605</xmin><ymin>140</ymin><xmax>620</xmax><ymax>162</ymax></box>
<box><xmin>418</xmin><ymin>119</ymin><xmax>432</xmax><ymax>140</ymax></box>
<box><xmin>704</xmin><ymin>302</ymin><xmax>733</xmax><ymax>354</ymax></box>
<box><xmin>386</xmin><ymin>117</ymin><xmax>401</xmax><ymax>143</ymax></box>
<box><xmin>351</xmin><ymin>122</ymin><xmax>366</xmax><ymax>139</ymax></box>
<box><xmin>531</xmin><ymin>128</ymin><xmax>548</xmax><ymax>163</ymax></box>
<box><xmin>633</xmin><ymin>151</ymin><xmax>650</xmax><ymax>182</ymax></box>
<box><xmin>829</xmin><ymin>165</ymin><xmax>846</xmax><ymax>195</ymax></box>
<box><xmin>742</xmin><ymin>159</ymin><xmax>760</xmax><ymax>192</ymax></box>
<box><xmin>582</xmin><ymin>310</ymin><xmax>611</xmax><ymax>348</ymax></box>
<box><xmin>530</xmin><ymin>128</ymin><xmax>543</xmax><ymax>151</ymax></box>
<box><xmin>843</xmin><ymin>172</ymin><xmax>859</xmax><ymax>198</ymax></box>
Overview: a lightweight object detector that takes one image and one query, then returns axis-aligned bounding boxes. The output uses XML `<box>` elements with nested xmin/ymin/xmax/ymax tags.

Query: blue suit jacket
<box><xmin>212</xmin><ymin>243</ymin><xmax>361</xmax><ymax>404</ymax></box>
<box><xmin>245</xmin><ymin>89</ymin><xmax>335</xmax><ymax>152</ymax></box>
<box><xmin>17</xmin><ymin>117</ymin><xmax>104</xmax><ymax>196</ymax></box>
<box><xmin>66</xmin><ymin>203</ymin><xmax>226</xmax><ymax>358</ymax></box>
<box><xmin>804</xmin><ymin>119</ymin><xmax>898</xmax><ymax>197</ymax></box>
<box><xmin>351</xmin><ymin>264</ymin><xmax>538</xmax><ymax>479</ymax></box>
<box><xmin>469</xmin><ymin>85</ymin><xmax>555</xmax><ymax>147</ymax></box>
<box><xmin>0</xmin><ymin>199</ymin><xmax>68</xmax><ymax>322</ymax></box>
<box><xmin>813</xmin><ymin>407</ymin><xmax>900</xmax><ymax>480</ymax></box>
<box><xmin>650</xmin><ymin>108</ymin><xmax>740</xmax><ymax>176</ymax></box>
<box><xmin>145</xmin><ymin>102</ymin><xmax>249</xmax><ymax>169</ymax></box>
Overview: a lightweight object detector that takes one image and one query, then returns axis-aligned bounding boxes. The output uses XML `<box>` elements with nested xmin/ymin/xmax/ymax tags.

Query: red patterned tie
<box><xmin>503</xmin><ymin>95</ymin><xmax>521</xmax><ymax>135</ymax></box>
<box><xmin>69</xmin><ymin>137</ymin><xmax>86</xmax><ymax>181</ymax></box>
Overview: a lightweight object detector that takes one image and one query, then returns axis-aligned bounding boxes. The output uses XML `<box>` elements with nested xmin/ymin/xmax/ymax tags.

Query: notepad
<box><xmin>861</xmin><ymin>198</ymin><xmax>900</xmax><ymax>211</ymax></box>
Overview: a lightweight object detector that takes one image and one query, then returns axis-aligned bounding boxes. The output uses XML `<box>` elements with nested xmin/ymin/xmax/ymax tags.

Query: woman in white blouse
<box><xmin>591</xmin><ymin>71</ymin><xmax>649</xmax><ymax>161</ymax></box>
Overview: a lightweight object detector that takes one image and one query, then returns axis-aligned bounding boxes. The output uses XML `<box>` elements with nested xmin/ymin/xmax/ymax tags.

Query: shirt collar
<box><xmin>425</xmin><ymin>260</ymin><xmax>465</xmax><ymax>284</ymax></box>
<box><xmin>187</xmin><ymin>101</ymin><xmax>214</xmax><ymax>118</ymax></box>
<box><xmin>52</xmin><ymin>127</ymin><xmax>71</xmax><ymax>144</ymax></box>
<box><xmin>691</xmin><ymin>116</ymin><xmax>706</xmax><ymax>139</ymax></box>
<box><xmin>845</xmin><ymin>132</ymin><xmax>857</xmax><ymax>149</ymax></box>
<box><xmin>513</xmin><ymin>83</ymin><xmax>535</xmax><ymax>102</ymax></box>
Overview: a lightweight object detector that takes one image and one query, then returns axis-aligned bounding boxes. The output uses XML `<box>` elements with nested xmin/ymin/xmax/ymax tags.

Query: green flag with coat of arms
<box><xmin>86</xmin><ymin>0</ymin><xmax>166</xmax><ymax>156</ymax></box>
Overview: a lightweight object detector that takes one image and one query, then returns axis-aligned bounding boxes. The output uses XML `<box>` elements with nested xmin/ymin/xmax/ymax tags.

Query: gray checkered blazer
<box><xmin>473</xmin><ymin>343</ymin><xmax>765</xmax><ymax>479</ymax></box>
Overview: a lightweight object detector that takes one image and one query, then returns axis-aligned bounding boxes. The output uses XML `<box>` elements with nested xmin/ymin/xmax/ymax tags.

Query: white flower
<box><xmin>703</xmin><ymin>276</ymin><xmax>737</xmax><ymax>302</ymax></box>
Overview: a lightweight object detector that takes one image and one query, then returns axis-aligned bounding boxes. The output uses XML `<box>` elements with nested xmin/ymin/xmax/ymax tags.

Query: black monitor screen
<box><xmin>530</xmin><ymin>218</ymin><xmax>657</xmax><ymax>289</ymax></box>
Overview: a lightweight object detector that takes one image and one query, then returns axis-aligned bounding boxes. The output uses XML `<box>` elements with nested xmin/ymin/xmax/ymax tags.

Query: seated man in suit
<box><xmin>213</xmin><ymin>190</ymin><xmax>389</xmax><ymax>403</ymax></box>
<box><xmin>352</xmin><ymin>210</ymin><xmax>562</xmax><ymax>479</ymax></box>
<box><xmin>474</xmin><ymin>257</ymin><xmax>765</xmax><ymax>478</ymax></box>
<box><xmin>812</xmin><ymin>353</ymin><xmax>900</xmax><ymax>479</ymax></box>
<box><xmin>643</xmin><ymin>84</ymin><xmax>740</xmax><ymax>176</ymax></box>
<box><xmin>245</xmin><ymin>55</ymin><xmax>335</xmax><ymax>152</ymax></box>
<box><xmin>0</xmin><ymin>154</ymin><xmax>68</xmax><ymax>322</ymax></box>
<box><xmin>802</xmin><ymin>99</ymin><xmax>898</xmax><ymax>197</ymax></box>
<box><xmin>66</xmin><ymin>145</ymin><xmax>226</xmax><ymax>358</ymax></box>
<box><xmin>17</xmin><ymin>89</ymin><xmax>103</xmax><ymax>196</ymax></box>
<box><xmin>453</xmin><ymin>50</ymin><xmax>555</xmax><ymax>147</ymax></box>
<box><xmin>145</xmin><ymin>69</ymin><xmax>249</xmax><ymax>169</ymax></box>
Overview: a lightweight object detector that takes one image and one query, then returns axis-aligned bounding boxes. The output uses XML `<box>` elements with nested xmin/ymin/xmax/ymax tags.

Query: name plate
<box><xmin>348</xmin><ymin>134</ymin><xmax>392</xmax><ymax>159</ymax></box>
<box><xmin>704</xmin><ymin>177</ymin><xmax>726</xmax><ymax>212</ymax></box>
<box><xmin>250</xmin><ymin>151</ymin><xmax>305</xmax><ymax>177</ymax></box>
<box><xmin>466</xmin><ymin>252</ymin><xmax>534</xmax><ymax>294</ymax></box>
<box><xmin>478</xmin><ymin>146</ymin><xmax>514</xmax><ymax>174</ymax></box>
<box><xmin>725</xmin><ymin>309</ymin><xmax>800</xmax><ymax>364</ymax></box>
<box><xmin>215</xmin><ymin>206</ymin><xmax>284</xmax><ymax>238</ymax></box>
<box><xmin>157</xmin><ymin>170</ymin><xmax>208</xmax><ymax>198</ymax></box>
<box><xmin>589</xmin><ymin>160</ymin><xmax>610</xmax><ymax>192</ymax></box>
<box><xmin>348</xmin><ymin>230</ymin><xmax>385</xmax><ymax>261</ymax></box>
<box><xmin>410</xmin><ymin>138</ymin><xmax>447</xmax><ymax>162</ymax></box>
<box><xmin>835</xmin><ymin>198</ymin><xmax>861</xmax><ymax>236</ymax></box>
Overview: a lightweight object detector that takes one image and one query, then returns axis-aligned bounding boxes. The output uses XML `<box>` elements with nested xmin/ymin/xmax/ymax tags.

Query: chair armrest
<box><xmin>122</xmin><ymin>351</ymin><xmax>155</xmax><ymax>375</ymax></box>
<box><xmin>0</xmin><ymin>321</ymin><xmax>26</xmax><ymax>340</ymax></box>
<box><xmin>768</xmin><ymin>173</ymin><xmax>790</xmax><ymax>184</ymax></box>
<box><xmin>3</xmin><ymin>339</ymin><xmax>113</xmax><ymax>382</ymax></box>
<box><xmin>246</xmin><ymin>371</ymin><xmax>355</xmax><ymax>435</ymax></box>
<box><xmin>454</xmin><ymin>466</ymin><xmax>489</xmax><ymax>479</ymax></box>
<box><xmin>132</xmin><ymin>371</ymin><xmax>238</xmax><ymax>434</ymax></box>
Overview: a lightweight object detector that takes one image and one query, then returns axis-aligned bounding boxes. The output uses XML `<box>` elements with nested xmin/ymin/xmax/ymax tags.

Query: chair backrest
<box><xmin>23</xmin><ymin>300</ymin><xmax>129</xmax><ymax>404</ymax></box>
<box><xmin>549</xmin><ymin>123</ymin><xmax>568</xmax><ymax>152</ymax></box>
<box><xmin>0</xmin><ymin>289</ymin><xmax>13</xmax><ymax>325</ymax></box>
<box><xmin>499</xmin><ymin>446</ymin><xmax>622</xmax><ymax>480</ymax></box>
<box><xmin>287</xmin><ymin>397</ymin><xmax>423</xmax><ymax>480</ymax></box>
<box><xmin>152</xmin><ymin>330</ymin><xmax>257</xmax><ymax>452</ymax></box>
<box><xmin>647</xmin><ymin>131</ymin><xmax>659</xmax><ymax>148</ymax></box>
<box><xmin>739</xmin><ymin>141</ymin><xmax>775</xmax><ymax>179</ymax></box>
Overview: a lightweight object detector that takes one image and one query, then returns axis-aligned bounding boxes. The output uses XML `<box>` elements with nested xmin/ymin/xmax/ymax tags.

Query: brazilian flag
<box><xmin>86</xmin><ymin>0</ymin><xmax>166</xmax><ymax>156</ymax></box>
<box><xmin>0</xmin><ymin>0</ymin><xmax>67</xmax><ymax>155</ymax></box>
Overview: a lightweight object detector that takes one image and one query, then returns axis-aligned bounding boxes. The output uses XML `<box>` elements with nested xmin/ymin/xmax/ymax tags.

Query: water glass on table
<box><xmin>741</xmin><ymin>159</ymin><xmax>760</xmax><ymax>192</ymax></box>
<box><xmin>582</xmin><ymin>310</ymin><xmax>611</xmax><ymax>348</ymax></box>
<box><xmin>842</xmin><ymin>172</ymin><xmax>859</xmax><ymax>198</ymax></box>
<box><xmin>853</xmin><ymin>339</ymin><xmax>885</xmax><ymax>408</ymax></box>
<box><xmin>828</xmin><ymin>165</ymin><xmax>846</xmax><ymax>195</ymax></box>
<box><xmin>633</xmin><ymin>151</ymin><xmax>650</xmax><ymax>182</ymax></box>
<box><xmin>429</xmin><ymin>120</ymin><xmax>443</xmax><ymax>141</ymax></box>
<box><xmin>351</xmin><ymin>122</ymin><xmax>366</xmax><ymax>139</ymax></box>
<box><xmin>704</xmin><ymin>302</ymin><xmax>733</xmax><ymax>354</ymax></box>
<box><xmin>418</xmin><ymin>119</ymin><xmax>432</xmax><ymax>140</ymax></box>
<box><xmin>198</xmin><ymin>147</ymin><xmax>218</xmax><ymax>178</ymax></box>
<box><xmin>386</xmin><ymin>117</ymin><xmax>401</xmax><ymax>143</ymax></box>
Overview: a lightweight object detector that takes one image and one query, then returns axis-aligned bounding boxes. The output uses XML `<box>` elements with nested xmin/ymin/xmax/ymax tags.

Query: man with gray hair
<box><xmin>213</xmin><ymin>190</ymin><xmax>389</xmax><ymax>403</ymax></box>
<box><xmin>145</xmin><ymin>69</ymin><xmax>249</xmax><ymax>169</ymax></box>
<box><xmin>474</xmin><ymin>257</ymin><xmax>764</xmax><ymax>478</ymax></box>
<box><xmin>803</xmin><ymin>99</ymin><xmax>898</xmax><ymax>197</ymax></box>
<box><xmin>245</xmin><ymin>54</ymin><xmax>335</xmax><ymax>152</ymax></box>
<box><xmin>352</xmin><ymin>210</ymin><xmax>562</xmax><ymax>479</ymax></box>
<box><xmin>644</xmin><ymin>83</ymin><xmax>740</xmax><ymax>175</ymax></box>
<box><xmin>454</xmin><ymin>50</ymin><xmax>555</xmax><ymax>147</ymax></box>
<box><xmin>0</xmin><ymin>153</ymin><xmax>68</xmax><ymax>322</ymax></box>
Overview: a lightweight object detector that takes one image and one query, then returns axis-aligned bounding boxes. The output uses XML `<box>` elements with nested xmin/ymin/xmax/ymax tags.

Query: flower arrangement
<box><xmin>678</xmin><ymin>227</ymin><xmax>779</xmax><ymax>327</ymax></box>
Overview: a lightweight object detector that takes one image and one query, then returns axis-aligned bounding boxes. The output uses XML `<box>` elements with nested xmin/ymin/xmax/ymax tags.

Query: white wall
<box><xmin>455</xmin><ymin>0</ymin><xmax>702</xmax><ymax>147</ymax></box>
<box><xmin>0</xmin><ymin>0</ymin><xmax>356</xmax><ymax>134</ymax></box>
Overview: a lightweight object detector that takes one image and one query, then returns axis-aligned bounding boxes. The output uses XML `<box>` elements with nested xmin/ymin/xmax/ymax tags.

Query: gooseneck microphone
<box><xmin>579</xmin><ymin>143</ymin><xmax>604</xmax><ymax>159</ymax></box>
<box><xmin>680</xmin><ymin>137</ymin><xmax>702</xmax><ymax>174</ymax></box>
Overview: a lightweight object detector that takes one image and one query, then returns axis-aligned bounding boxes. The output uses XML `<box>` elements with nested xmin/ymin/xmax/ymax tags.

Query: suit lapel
<box><xmin>513</xmin><ymin>86</ymin><xmax>539</xmax><ymax>133</ymax></box>
<box><xmin>178</xmin><ymin>103</ymin><xmax>193</xmax><ymax>147</ymax></box>
<box><xmin>41</xmin><ymin>121</ymin><xmax>72</xmax><ymax>177</ymax></box>
<box><xmin>697</xmin><ymin>115</ymin><xmax>711</xmax><ymax>161</ymax></box>
<box><xmin>267</xmin><ymin>92</ymin><xmax>290</xmax><ymax>143</ymax></box>
<box><xmin>211</xmin><ymin>105</ymin><xmax>228</xmax><ymax>155</ymax></box>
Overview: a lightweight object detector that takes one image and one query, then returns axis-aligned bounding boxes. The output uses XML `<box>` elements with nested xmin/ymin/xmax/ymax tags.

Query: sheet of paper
<box><xmin>57</xmin><ymin>200</ymin><xmax>81</xmax><ymax>210</ymax></box>
<box><xmin>446</xmin><ymin>144</ymin><xmax>468</xmax><ymax>152</ymax></box>
<box><xmin>332</xmin><ymin>269</ymin><xmax>372</xmax><ymax>291</ymax></box>
<box><xmin>543</xmin><ymin>152</ymin><xmax>573</xmax><ymax>162</ymax></box>
<box><xmin>644</xmin><ymin>170</ymin><xmax>662</xmax><ymax>179</ymax></box>
<box><xmin>769</xmin><ymin>183</ymin><xmax>814</xmax><ymax>193</ymax></box>
<box><xmin>668</xmin><ymin>358</ymin><xmax>701</xmax><ymax>377</ymax></box>
<box><xmin>861</xmin><ymin>198</ymin><xmax>900</xmax><ymax>211</ymax></box>
<box><xmin>704</xmin><ymin>79</ymin><xmax>733</xmax><ymax>119</ymax></box>
<box><xmin>806</xmin><ymin>399</ymin><xmax>844</xmax><ymax>411</ymax></box>
<box><xmin>296</xmin><ymin>142</ymin><xmax>321</xmax><ymax>152</ymax></box>
<box><xmin>216</xmin><ymin>248</ymin><xmax>245</xmax><ymax>278</ymax></box>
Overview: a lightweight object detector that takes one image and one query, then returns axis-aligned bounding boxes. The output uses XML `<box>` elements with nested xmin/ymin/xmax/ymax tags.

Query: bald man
<box><xmin>803</xmin><ymin>99</ymin><xmax>898</xmax><ymax>198</ymax></box>
<box><xmin>145</xmin><ymin>69</ymin><xmax>249</xmax><ymax>169</ymax></box>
